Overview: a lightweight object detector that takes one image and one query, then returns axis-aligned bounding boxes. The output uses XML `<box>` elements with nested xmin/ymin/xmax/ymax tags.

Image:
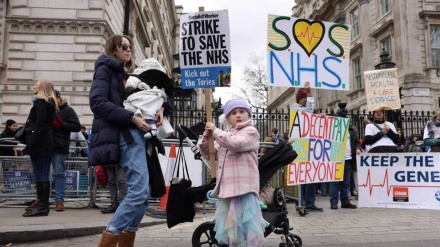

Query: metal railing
<box><xmin>169</xmin><ymin>107</ymin><xmax>436</xmax><ymax>141</ymax></box>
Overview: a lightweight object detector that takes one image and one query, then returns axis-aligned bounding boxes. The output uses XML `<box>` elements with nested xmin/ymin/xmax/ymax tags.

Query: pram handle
<box><xmin>206</xmin><ymin>190</ymin><xmax>218</xmax><ymax>202</ymax></box>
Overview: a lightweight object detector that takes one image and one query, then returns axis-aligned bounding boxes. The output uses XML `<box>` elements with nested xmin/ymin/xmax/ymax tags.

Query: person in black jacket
<box><xmin>26</xmin><ymin>90</ymin><xmax>81</xmax><ymax>212</ymax></box>
<box><xmin>329</xmin><ymin>106</ymin><xmax>359</xmax><ymax>209</ymax></box>
<box><xmin>51</xmin><ymin>90</ymin><xmax>81</xmax><ymax>211</ymax></box>
<box><xmin>0</xmin><ymin>119</ymin><xmax>18</xmax><ymax>156</ymax></box>
<box><xmin>22</xmin><ymin>79</ymin><xmax>57</xmax><ymax>217</ymax></box>
<box><xmin>90</xmin><ymin>35</ymin><xmax>165</xmax><ymax>246</ymax></box>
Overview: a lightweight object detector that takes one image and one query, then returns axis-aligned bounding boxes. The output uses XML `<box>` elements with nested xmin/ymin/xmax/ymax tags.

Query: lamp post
<box><xmin>374</xmin><ymin>48</ymin><xmax>395</xmax><ymax>70</ymax></box>
<box><xmin>123</xmin><ymin>0</ymin><xmax>130</xmax><ymax>35</ymax></box>
<box><xmin>374</xmin><ymin>49</ymin><xmax>402</xmax><ymax>128</ymax></box>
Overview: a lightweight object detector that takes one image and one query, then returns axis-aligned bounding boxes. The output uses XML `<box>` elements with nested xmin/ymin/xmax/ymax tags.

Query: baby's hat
<box><xmin>138</xmin><ymin>58</ymin><xmax>166</xmax><ymax>73</ymax></box>
<box><xmin>223</xmin><ymin>99</ymin><xmax>252</xmax><ymax>118</ymax></box>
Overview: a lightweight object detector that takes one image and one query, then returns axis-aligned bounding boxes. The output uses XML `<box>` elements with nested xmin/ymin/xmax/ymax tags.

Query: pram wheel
<box><xmin>274</xmin><ymin>188</ymin><xmax>284</xmax><ymax>207</ymax></box>
<box><xmin>192</xmin><ymin>221</ymin><xmax>223</xmax><ymax>247</ymax></box>
<box><xmin>287</xmin><ymin>233</ymin><xmax>302</xmax><ymax>247</ymax></box>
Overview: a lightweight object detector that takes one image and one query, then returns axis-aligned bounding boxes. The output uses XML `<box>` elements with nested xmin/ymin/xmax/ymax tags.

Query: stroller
<box><xmin>176</xmin><ymin>125</ymin><xmax>302</xmax><ymax>247</ymax></box>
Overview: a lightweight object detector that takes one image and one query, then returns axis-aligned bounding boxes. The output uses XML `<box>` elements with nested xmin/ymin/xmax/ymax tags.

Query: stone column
<box><xmin>360</xmin><ymin>0</ymin><xmax>373</xmax><ymax>71</ymax></box>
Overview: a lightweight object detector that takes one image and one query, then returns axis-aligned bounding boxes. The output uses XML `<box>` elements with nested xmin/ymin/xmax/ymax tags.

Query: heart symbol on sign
<box><xmin>293</xmin><ymin>19</ymin><xmax>325</xmax><ymax>57</ymax></box>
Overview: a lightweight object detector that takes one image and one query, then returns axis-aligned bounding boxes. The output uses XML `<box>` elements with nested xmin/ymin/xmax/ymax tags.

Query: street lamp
<box><xmin>123</xmin><ymin>0</ymin><xmax>130</xmax><ymax>35</ymax></box>
<box><xmin>374</xmin><ymin>48</ymin><xmax>395</xmax><ymax>70</ymax></box>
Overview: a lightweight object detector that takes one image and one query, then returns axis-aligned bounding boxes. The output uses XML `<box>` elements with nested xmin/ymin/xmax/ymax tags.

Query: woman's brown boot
<box><xmin>118</xmin><ymin>231</ymin><xmax>136</xmax><ymax>247</ymax></box>
<box><xmin>25</xmin><ymin>200</ymin><xmax>39</xmax><ymax>211</ymax></box>
<box><xmin>97</xmin><ymin>231</ymin><xmax>120</xmax><ymax>247</ymax></box>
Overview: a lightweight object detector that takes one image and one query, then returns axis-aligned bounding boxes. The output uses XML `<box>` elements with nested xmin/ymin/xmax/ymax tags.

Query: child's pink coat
<box><xmin>199</xmin><ymin>120</ymin><xmax>260</xmax><ymax>198</ymax></box>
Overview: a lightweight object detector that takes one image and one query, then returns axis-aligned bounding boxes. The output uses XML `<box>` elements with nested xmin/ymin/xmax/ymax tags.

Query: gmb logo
<box><xmin>435</xmin><ymin>191</ymin><xmax>440</xmax><ymax>202</ymax></box>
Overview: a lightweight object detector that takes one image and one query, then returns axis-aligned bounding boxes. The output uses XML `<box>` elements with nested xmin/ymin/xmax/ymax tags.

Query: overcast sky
<box><xmin>174</xmin><ymin>0</ymin><xmax>295</xmax><ymax>102</ymax></box>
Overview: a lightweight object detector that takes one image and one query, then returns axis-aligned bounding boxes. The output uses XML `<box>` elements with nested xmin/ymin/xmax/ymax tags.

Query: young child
<box><xmin>123</xmin><ymin>58</ymin><xmax>174</xmax><ymax>139</ymax></box>
<box><xmin>199</xmin><ymin>98</ymin><xmax>268</xmax><ymax>246</ymax></box>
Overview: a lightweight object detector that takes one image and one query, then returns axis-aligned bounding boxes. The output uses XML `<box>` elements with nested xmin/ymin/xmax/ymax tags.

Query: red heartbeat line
<box><xmin>296</xmin><ymin>26</ymin><xmax>322</xmax><ymax>44</ymax></box>
<box><xmin>359</xmin><ymin>169</ymin><xmax>440</xmax><ymax>196</ymax></box>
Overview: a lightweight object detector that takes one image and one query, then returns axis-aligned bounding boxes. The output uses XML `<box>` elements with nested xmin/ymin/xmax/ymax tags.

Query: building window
<box><xmin>378</xmin><ymin>0</ymin><xmax>390</xmax><ymax>17</ymax></box>
<box><xmin>431</xmin><ymin>26</ymin><xmax>440</xmax><ymax>67</ymax></box>
<box><xmin>353</xmin><ymin>57</ymin><xmax>362</xmax><ymax>89</ymax></box>
<box><xmin>380</xmin><ymin>36</ymin><xmax>392</xmax><ymax>58</ymax></box>
<box><xmin>351</xmin><ymin>9</ymin><xmax>359</xmax><ymax>39</ymax></box>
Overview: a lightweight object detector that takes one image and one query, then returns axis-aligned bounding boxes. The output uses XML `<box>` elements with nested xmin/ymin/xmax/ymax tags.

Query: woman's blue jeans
<box><xmin>29</xmin><ymin>144</ymin><xmax>51</xmax><ymax>182</ymax></box>
<box><xmin>51</xmin><ymin>152</ymin><xmax>67</xmax><ymax>202</ymax></box>
<box><xmin>329</xmin><ymin>159</ymin><xmax>352</xmax><ymax>205</ymax></box>
<box><xmin>107</xmin><ymin>128</ymin><xmax>150</xmax><ymax>234</ymax></box>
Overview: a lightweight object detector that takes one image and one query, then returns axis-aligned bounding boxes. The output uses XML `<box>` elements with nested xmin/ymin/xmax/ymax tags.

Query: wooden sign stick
<box><xmin>198</xmin><ymin>6</ymin><xmax>216</xmax><ymax>177</ymax></box>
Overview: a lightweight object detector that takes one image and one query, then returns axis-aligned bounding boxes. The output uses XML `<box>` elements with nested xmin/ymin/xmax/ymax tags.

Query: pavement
<box><xmin>2</xmin><ymin>196</ymin><xmax>440</xmax><ymax>246</ymax></box>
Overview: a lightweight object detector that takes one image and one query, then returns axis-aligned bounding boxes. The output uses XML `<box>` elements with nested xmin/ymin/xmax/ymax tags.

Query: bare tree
<box><xmin>238</xmin><ymin>53</ymin><xmax>268</xmax><ymax>108</ymax></box>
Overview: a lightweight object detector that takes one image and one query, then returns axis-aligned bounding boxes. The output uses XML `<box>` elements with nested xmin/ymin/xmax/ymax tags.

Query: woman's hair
<box><xmin>35</xmin><ymin>79</ymin><xmax>59</xmax><ymax>111</ymax></box>
<box><xmin>104</xmin><ymin>34</ymin><xmax>134</xmax><ymax>73</ymax></box>
<box><xmin>432</xmin><ymin>112</ymin><xmax>440</xmax><ymax>121</ymax></box>
<box><xmin>397</xmin><ymin>128</ymin><xmax>405</xmax><ymax>141</ymax></box>
<box><xmin>5</xmin><ymin>119</ymin><xmax>16</xmax><ymax>127</ymax></box>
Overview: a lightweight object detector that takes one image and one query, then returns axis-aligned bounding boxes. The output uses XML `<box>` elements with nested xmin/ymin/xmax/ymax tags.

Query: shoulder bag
<box><xmin>166</xmin><ymin>141</ymin><xmax>195</xmax><ymax>228</ymax></box>
<box><xmin>14</xmin><ymin>119</ymin><xmax>29</xmax><ymax>144</ymax></box>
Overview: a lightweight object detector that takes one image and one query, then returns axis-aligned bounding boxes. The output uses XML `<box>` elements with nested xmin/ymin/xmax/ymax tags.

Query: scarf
<box><xmin>426</xmin><ymin>119</ymin><xmax>440</xmax><ymax>139</ymax></box>
<box><xmin>373</xmin><ymin>118</ymin><xmax>384</xmax><ymax>124</ymax></box>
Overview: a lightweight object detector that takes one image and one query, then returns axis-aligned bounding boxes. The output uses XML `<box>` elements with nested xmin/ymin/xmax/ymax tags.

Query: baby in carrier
<box><xmin>124</xmin><ymin>58</ymin><xmax>174</xmax><ymax>139</ymax></box>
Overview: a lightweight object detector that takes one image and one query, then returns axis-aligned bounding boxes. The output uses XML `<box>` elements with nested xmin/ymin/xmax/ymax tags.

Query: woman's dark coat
<box><xmin>25</xmin><ymin>98</ymin><xmax>56</xmax><ymax>157</ymax></box>
<box><xmin>348</xmin><ymin>124</ymin><xmax>361</xmax><ymax>170</ymax></box>
<box><xmin>88</xmin><ymin>55</ymin><xmax>134</xmax><ymax>166</ymax></box>
<box><xmin>53</xmin><ymin>99</ymin><xmax>81</xmax><ymax>154</ymax></box>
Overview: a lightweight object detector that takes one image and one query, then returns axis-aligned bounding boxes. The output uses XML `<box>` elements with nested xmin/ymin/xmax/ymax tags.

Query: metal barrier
<box><xmin>0</xmin><ymin>155</ymin><xmax>91</xmax><ymax>209</ymax></box>
<box><xmin>0</xmin><ymin>138</ymin><xmax>205</xmax><ymax>209</ymax></box>
<box><xmin>0</xmin><ymin>138</ymin><xmax>92</xmax><ymax>209</ymax></box>
<box><xmin>0</xmin><ymin>137</ymin><xmax>285</xmax><ymax>210</ymax></box>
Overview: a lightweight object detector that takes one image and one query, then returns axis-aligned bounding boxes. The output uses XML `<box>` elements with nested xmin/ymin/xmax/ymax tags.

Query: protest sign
<box><xmin>286</xmin><ymin>110</ymin><xmax>349</xmax><ymax>185</ymax></box>
<box><xmin>267</xmin><ymin>15</ymin><xmax>351</xmax><ymax>90</ymax></box>
<box><xmin>179</xmin><ymin>10</ymin><xmax>231</xmax><ymax>89</ymax></box>
<box><xmin>364</xmin><ymin>68</ymin><xmax>401</xmax><ymax>111</ymax></box>
<box><xmin>357</xmin><ymin>153</ymin><xmax>440</xmax><ymax>210</ymax></box>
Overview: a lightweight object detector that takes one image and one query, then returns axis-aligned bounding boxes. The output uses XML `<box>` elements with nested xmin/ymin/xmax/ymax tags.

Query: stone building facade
<box><xmin>0</xmin><ymin>0</ymin><xmax>182</xmax><ymax>127</ymax></box>
<box><xmin>268</xmin><ymin>0</ymin><xmax>440</xmax><ymax>113</ymax></box>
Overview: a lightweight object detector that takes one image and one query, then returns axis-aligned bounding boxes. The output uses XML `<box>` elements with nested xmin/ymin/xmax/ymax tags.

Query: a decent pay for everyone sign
<box><xmin>286</xmin><ymin>110</ymin><xmax>349</xmax><ymax>185</ymax></box>
<box><xmin>179</xmin><ymin>10</ymin><xmax>231</xmax><ymax>89</ymax></box>
<box><xmin>267</xmin><ymin>15</ymin><xmax>351</xmax><ymax>90</ymax></box>
<box><xmin>357</xmin><ymin>153</ymin><xmax>440</xmax><ymax>210</ymax></box>
<box><xmin>364</xmin><ymin>68</ymin><xmax>401</xmax><ymax>111</ymax></box>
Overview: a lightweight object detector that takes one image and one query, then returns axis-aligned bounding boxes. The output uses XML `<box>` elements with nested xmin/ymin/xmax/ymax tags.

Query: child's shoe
<box><xmin>144</xmin><ymin>124</ymin><xmax>158</xmax><ymax>139</ymax></box>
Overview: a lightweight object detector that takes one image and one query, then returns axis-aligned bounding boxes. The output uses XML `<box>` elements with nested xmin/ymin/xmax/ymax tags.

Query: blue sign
<box><xmin>4</xmin><ymin>170</ymin><xmax>32</xmax><ymax>192</ymax></box>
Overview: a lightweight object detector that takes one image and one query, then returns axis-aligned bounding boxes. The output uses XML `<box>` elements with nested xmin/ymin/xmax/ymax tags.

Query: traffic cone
<box><xmin>157</xmin><ymin>143</ymin><xmax>176</xmax><ymax>210</ymax></box>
